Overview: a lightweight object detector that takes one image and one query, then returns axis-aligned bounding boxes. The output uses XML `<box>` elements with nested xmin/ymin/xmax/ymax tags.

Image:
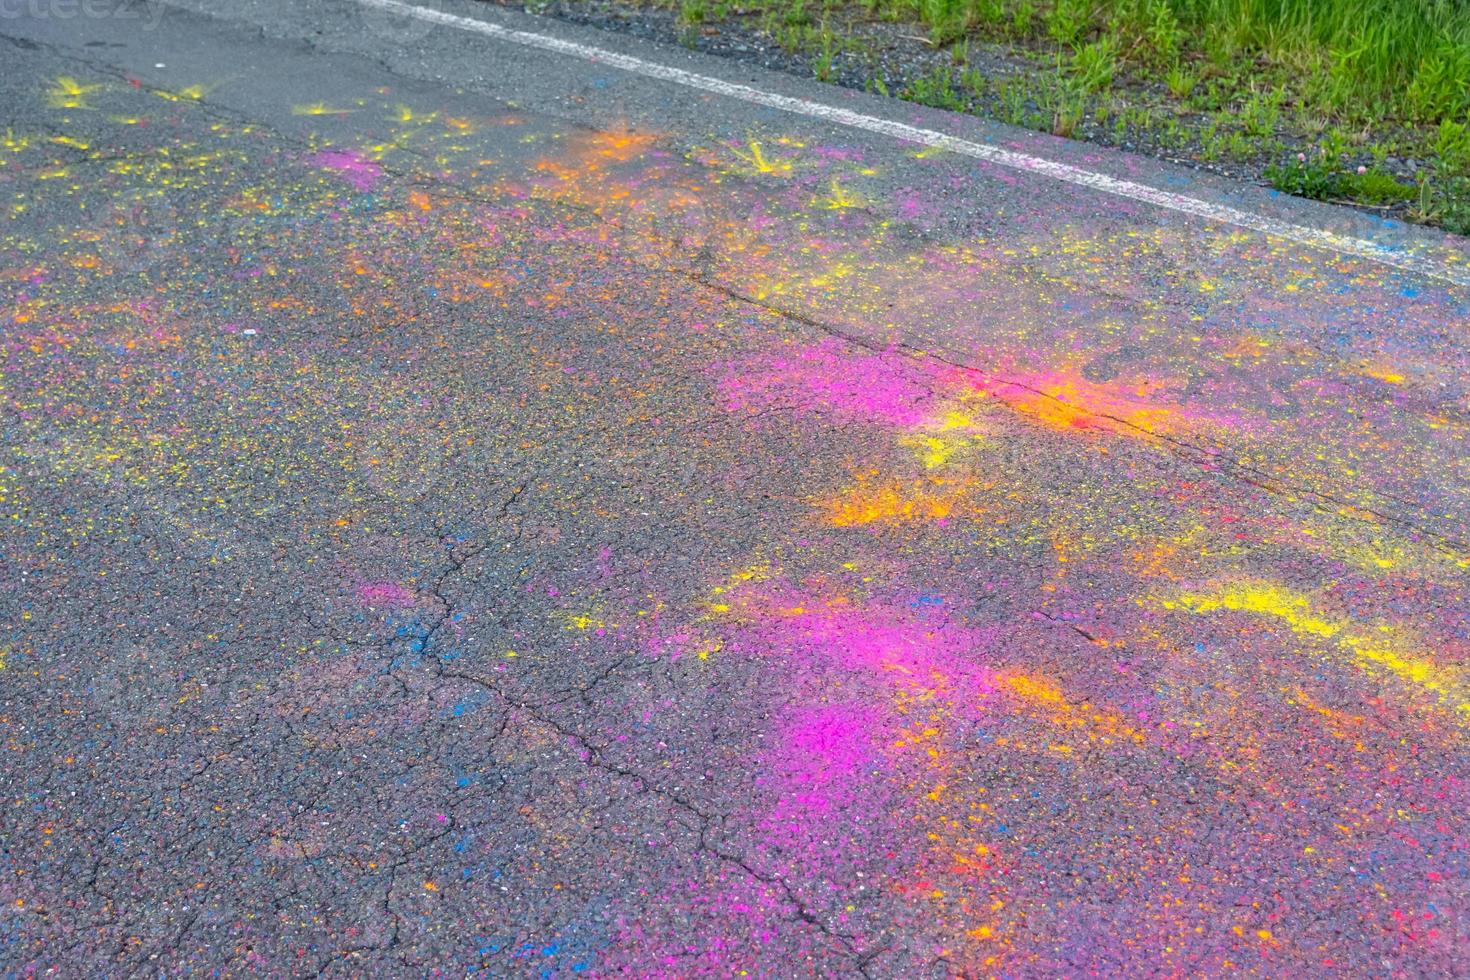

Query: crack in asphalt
<box><xmin>9</xmin><ymin>11</ymin><xmax>1455</xmax><ymax>562</ymax></box>
<box><xmin>678</xmin><ymin>267</ymin><xmax>1470</xmax><ymax>561</ymax></box>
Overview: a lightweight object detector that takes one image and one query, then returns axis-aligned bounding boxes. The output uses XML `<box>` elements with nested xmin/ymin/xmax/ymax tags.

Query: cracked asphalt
<box><xmin>2</xmin><ymin>0</ymin><xmax>1468</xmax><ymax>975</ymax></box>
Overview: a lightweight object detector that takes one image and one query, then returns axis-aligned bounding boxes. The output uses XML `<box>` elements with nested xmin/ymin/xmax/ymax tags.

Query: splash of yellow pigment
<box><xmin>292</xmin><ymin>102</ymin><xmax>355</xmax><ymax>116</ymax></box>
<box><xmin>732</xmin><ymin>140</ymin><xmax>791</xmax><ymax>175</ymax></box>
<box><xmin>822</xmin><ymin>476</ymin><xmax>974</xmax><ymax>527</ymax></box>
<box><xmin>153</xmin><ymin>83</ymin><xmax>210</xmax><ymax>103</ymax></box>
<box><xmin>900</xmin><ymin>410</ymin><xmax>986</xmax><ymax>469</ymax></box>
<box><xmin>47</xmin><ymin>77</ymin><xmax>102</xmax><ymax>110</ymax></box>
<box><xmin>1160</xmin><ymin>582</ymin><xmax>1468</xmax><ymax>718</ymax></box>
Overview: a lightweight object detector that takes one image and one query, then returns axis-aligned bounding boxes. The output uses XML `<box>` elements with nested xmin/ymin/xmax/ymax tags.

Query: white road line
<box><xmin>358</xmin><ymin>0</ymin><xmax>1470</xmax><ymax>288</ymax></box>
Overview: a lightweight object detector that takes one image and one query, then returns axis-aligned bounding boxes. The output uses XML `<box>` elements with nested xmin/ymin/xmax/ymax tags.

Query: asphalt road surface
<box><xmin>2</xmin><ymin>0</ymin><xmax>1469</xmax><ymax>975</ymax></box>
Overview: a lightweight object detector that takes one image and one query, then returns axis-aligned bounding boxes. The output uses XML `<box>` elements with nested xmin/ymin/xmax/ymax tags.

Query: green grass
<box><xmin>658</xmin><ymin>0</ymin><xmax>1470</xmax><ymax>230</ymax></box>
<box><xmin>1070</xmin><ymin>35</ymin><xmax>1118</xmax><ymax>92</ymax></box>
<box><xmin>1417</xmin><ymin>175</ymin><xmax>1470</xmax><ymax>235</ymax></box>
<box><xmin>867</xmin><ymin>0</ymin><xmax>1470</xmax><ymax>127</ymax></box>
<box><xmin>1266</xmin><ymin>153</ymin><xmax>1416</xmax><ymax>205</ymax></box>
<box><xmin>685</xmin><ymin>0</ymin><xmax>1470</xmax><ymax>137</ymax></box>
<box><xmin>905</xmin><ymin>65</ymin><xmax>968</xmax><ymax>110</ymax></box>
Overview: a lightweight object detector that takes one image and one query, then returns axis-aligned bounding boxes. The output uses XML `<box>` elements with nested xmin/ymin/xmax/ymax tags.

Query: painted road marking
<box><xmin>354</xmin><ymin>0</ymin><xmax>1469</xmax><ymax>288</ymax></box>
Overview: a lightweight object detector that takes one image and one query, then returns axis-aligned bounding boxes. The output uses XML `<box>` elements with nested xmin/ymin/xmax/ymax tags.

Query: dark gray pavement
<box><xmin>1</xmin><ymin>1</ymin><xmax>1467</xmax><ymax>974</ymax></box>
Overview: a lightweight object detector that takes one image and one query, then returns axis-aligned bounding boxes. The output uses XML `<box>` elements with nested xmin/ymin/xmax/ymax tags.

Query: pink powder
<box><xmin>764</xmin><ymin>604</ymin><xmax>992</xmax><ymax>689</ymax></box>
<box><xmin>761</xmin><ymin>703</ymin><xmax>880</xmax><ymax>826</ymax></box>
<box><xmin>357</xmin><ymin>581</ymin><xmax>414</xmax><ymax>607</ymax></box>
<box><xmin>719</xmin><ymin>338</ymin><xmax>933</xmax><ymax>426</ymax></box>
<box><xmin>312</xmin><ymin>149</ymin><xmax>382</xmax><ymax>191</ymax></box>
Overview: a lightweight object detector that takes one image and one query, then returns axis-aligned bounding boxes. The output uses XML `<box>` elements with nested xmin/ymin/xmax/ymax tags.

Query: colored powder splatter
<box><xmin>311</xmin><ymin>149</ymin><xmax>382</xmax><ymax>190</ymax></box>
<box><xmin>763</xmin><ymin>705</ymin><xmax>877</xmax><ymax>821</ymax></box>
<box><xmin>953</xmin><ymin>367</ymin><xmax>1204</xmax><ymax>437</ymax></box>
<box><xmin>736</xmin><ymin>595</ymin><xmax>996</xmax><ymax>701</ymax></box>
<box><xmin>719</xmin><ymin>338</ymin><xmax>933</xmax><ymax>426</ymax></box>
<box><xmin>820</xmin><ymin>474</ymin><xmax>978</xmax><ymax>527</ymax></box>
<box><xmin>357</xmin><ymin>581</ymin><xmax>415</xmax><ymax>607</ymax></box>
<box><xmin>898</xmin><ymin>409</ymin><xmax>986</xmax><ymax>468</ymax></box>
<box><xmin>1161</xmin><ymin>582</ymin><xmax>1467</xmax><ymax>716</ymax></box>
<box><xmin>1001</xmin><ymin>673</ymin><xmax>1146</xmax><ymax>745</ymax></box>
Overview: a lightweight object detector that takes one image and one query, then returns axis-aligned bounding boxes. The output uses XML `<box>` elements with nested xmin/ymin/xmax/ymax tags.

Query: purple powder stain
<box><xmin>771</xmin><ymin>704</ymin><xmax>875</xmax><ymax>818</ymax></box>
<box><xmin>719</xmin><ymin>338</ymin><xmax>933</xmax><ymax>426</ymax></box>
<box><xmin>357</xmin><ymin>581</ymin><xmax>414</xmax><ymax>607</ymax></box>
<box><xmin>312</xmin><ymin>149</ymin><xmax>382</xmax><ymax>191</ymax></box>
